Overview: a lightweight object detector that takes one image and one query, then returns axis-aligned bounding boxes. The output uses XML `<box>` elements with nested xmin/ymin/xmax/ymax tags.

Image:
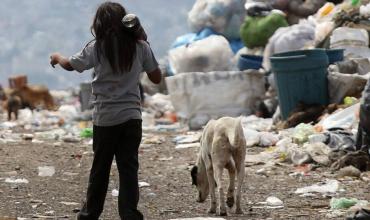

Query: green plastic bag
<box><xmin>240</xmin><ymin>13</ymin><xmax>288</xmax><ymax>48</ymax></box>
<box><xmin>352</xmin><ymin>0</ymin><xmax>360</xmax><ymax>6</ymax></box>
<box><xmin>80</xmin><ymin>128</ymin><xmax>93</xmax><ymax>138</ymax></box>
<box><xmin>293</xmin><ymin>123</ymin><xmax>315</xmax><ymax>144</ymax></box>
<box><xmin>330</xmin><ymin>198</ymin><xmax>358</xmax><ymax>210</ymax></box>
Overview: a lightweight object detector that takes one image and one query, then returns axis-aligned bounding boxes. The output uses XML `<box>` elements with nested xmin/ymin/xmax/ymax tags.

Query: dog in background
<box><xmin>10</xmin><ymin>85</ymin><xmax>55</xmax><ymax>111</ymax></box>
<box><xmin>191</xmin><ymin>117</ymin><xmax>246</xmax><ymax>216</ymax></box>
<box><xmin>3</xmin><ymin>94</ymin><xmax>22</xmax><ymax>121</ymax></box>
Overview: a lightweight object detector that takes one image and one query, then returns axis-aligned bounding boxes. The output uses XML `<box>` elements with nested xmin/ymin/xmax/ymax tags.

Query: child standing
<box><xmin>50</xmin><ymin>2</ymin><xmax>161</xmax><ymax>220</ymax></box>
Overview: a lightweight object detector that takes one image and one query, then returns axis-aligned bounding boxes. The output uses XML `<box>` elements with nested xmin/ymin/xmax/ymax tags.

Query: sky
<box><xmin>0</xmin><ymin>0</ymin><xmax>195</xmax><ymax>89</ymax></box>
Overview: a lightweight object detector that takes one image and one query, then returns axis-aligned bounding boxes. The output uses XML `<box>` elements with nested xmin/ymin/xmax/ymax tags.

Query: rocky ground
<box><xmin>0</xmin><ymin>128</ymin><xmax>369</xmax><ymax>220</ymax></box>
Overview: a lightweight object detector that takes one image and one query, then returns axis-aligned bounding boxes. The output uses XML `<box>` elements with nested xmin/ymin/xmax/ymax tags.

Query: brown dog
<box><xmin>11</xmin><ymin>85</ymin><xmax>55</xmax><ymax>111</ymax></box>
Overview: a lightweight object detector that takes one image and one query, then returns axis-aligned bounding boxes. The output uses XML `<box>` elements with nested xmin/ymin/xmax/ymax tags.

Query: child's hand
<box><xmin>50</xmin><ymin>53</ymin><xmax>61</xmax><ymax>68</ymax></box>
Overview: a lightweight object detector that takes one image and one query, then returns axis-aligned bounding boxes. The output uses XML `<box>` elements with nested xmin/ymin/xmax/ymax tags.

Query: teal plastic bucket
<box><xmin>270</xmin><ymin>49</ymin><xmax>329</xmax><ymax>119</ymax></box>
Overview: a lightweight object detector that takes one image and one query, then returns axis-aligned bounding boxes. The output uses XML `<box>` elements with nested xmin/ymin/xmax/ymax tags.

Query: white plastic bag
<box><xmin>166</xmin><ymin>70</ymin><xmax>265</xmax><ymax>126</ymax></box>
<box><xmin>330</xmin><ymin>27</ymin><xmax>370</xmax><ymax>58</ymax></box>
<box><xmin>360</xmin><ymin>3</ymin><xmax>370</xmax><ymax>17</ymax></box>
<box><xmin>188</xmin><ymin>0</ymin><xmax>246</xmax><ymax>40</ymax></box>
<box><xmin>295</xmin><ymin>180</ymin><xmax>339</xmax><ymax>194</ymax></box>
<box><xmin>303</xmin><ymin>142</ymin><xmax>332</xmax><ymax>166</ymax></box>
<box><xmin>169</xmin><ymin>35</ymin><xmax>234</xmax><ymax>74</ymax></box>
<box><xmin>242</xmin><ymin>128</ymin><xmax>261</xmax><ymax>147</ymax></box>
<box><xmin>319</xmin><ymin>103</ymin><xmax>360</xmax><ymax>131</ymax></box>
<box><xmin>263</xmin><ymin>19</ymin><xmax>316</xmax><ymax>70</ymax></box>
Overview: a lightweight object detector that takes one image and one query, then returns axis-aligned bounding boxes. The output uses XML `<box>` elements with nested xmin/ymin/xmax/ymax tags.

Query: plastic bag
<box><xmin>80</xmin><ymin>128</ymin><xmax>93</xmax><ymax>138</ymax></box>
<box><xmin>330</xmin><ymin>198</ymin><xmax>358</xmax><ymax>210</ymax></box>
<box><xmin>240</xmin><ymin>12</ymin><xmax>288</xmax><ymax>48</ymax></box>
<box><xmin>263</xmin><ymin>19</ymin><xmax>316</xmax><ymax>70</ymax></box>
<box><xmin>324</xmin><ymin>130</ymin><xmax>356</xmax><ymax>151</ymax></box>
<box><xmin>166</xmin><ymin>70</ymin><xmax>265</xmax><ymax>126</ymax></box>
<box><xmin>171</xmin><ymin>28</ymin><xmax>244</xmax><ymax>54</ymax></box>
<box><xmin>293</xmin><ymin>123</ymin><xmax>316</xmax><ymax>144</ymax></box>
<box><xmin>169</xmin><ymin>35</ymin><xmax>234</xmax><ymax>74</ymax></box>
<box><xmin>360</xmin><ymin>3</ymin><xmax>370</xmax><ymax>16</ymax></box>
<box><xmin>315</xmin><ymin>21</ymin><xmax>335</xmax><ymax>43</ymax></box>
<box><xmin>303</xmin><ymin>142</ymin><xmax>332</xmax><ymax>166</ymax></box>
<box><xmin>242</xmin><ymin>128</ymin><xmax>261</xmax><ymax>147</ymax></box>
<box><xmin>188</xmin><ymin>0</ymin><xmax>247</xmax><ymax>40</ymax></box>
<box><xmin>319</xmin><ymin>103</ymin><xmax>360</xmax><ymax>131</ymax></box>
<box><xmin>330</xmin><ymin>27</ymin><xmax>370</xmax><ymax>59</ymax></box>
<box><xmin>295</xmin><ymin>180</ymin><xmax>339</xmax><ymax>194</ymax></box>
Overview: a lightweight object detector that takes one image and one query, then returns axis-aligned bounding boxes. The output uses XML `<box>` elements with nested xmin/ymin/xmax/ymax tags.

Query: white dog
<box><xmin>191</xmin><ymin>116</ymin><xmax>246</xmax><ymax>216</ymax></box>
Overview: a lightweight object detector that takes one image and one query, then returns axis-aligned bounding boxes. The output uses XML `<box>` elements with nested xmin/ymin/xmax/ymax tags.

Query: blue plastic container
<box><xmin>326</xmin><ymin>49</ymin><xmax>344</xmax><ymax>64</ymax></box>
<box><xmin>270</xmin><ymin>49</ymin><xmax>329</xmax><ymax>119</ymax></box>
<box><xmin>238</xmin><ymin>54</ymin><xmax>263</xmax><ymax>70</ymax></box>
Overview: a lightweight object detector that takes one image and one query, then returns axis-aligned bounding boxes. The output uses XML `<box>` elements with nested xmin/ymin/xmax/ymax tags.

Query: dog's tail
<box><xmin>232</xmin><ymin>117</ymin><xmax>246</xmax><ymax>149</ymax></box>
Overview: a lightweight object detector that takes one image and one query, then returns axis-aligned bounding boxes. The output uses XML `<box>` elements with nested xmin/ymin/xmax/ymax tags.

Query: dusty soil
<box><xmin>0</xmin><ymin>129</ymin><xmax>369</xmax><ymax>220</ymax></box>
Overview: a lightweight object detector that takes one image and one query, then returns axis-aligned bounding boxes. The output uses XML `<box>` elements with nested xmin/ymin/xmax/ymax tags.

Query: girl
<box><xmin>50</xmin><ymin>2</ymin><xmax>161</xmax><ymax>220</ymax></box>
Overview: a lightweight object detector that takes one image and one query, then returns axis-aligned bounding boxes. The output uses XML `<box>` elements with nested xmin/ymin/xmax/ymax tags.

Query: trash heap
<box><xmin>1</xmin><ymin>1</ymin><xmax>370</xmax><ymax>218</ymax></box>
<box><xmin>162</xmin><ymin>2</ymin><xmax>370</xmax><ymax>216</ymax></box>
<box><xmin>161</xmin><ymin>0</ymin><xmax>370</xmax><ymax>153</ymax></box>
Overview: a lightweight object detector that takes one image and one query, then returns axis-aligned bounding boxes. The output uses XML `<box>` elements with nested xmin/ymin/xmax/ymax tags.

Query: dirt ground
<box><xmin>0</xmin><ymin>128</ymin><xmax>369</xmax><ymax>220</ymax></box>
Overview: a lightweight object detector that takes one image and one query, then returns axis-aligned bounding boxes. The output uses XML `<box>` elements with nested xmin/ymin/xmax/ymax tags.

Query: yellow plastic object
<box><xmin>319</xmin><ymin>3</ymin><xmax>335</xmax><ymax>17</ymax></box>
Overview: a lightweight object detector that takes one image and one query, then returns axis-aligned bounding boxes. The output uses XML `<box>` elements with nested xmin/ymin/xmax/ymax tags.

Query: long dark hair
<box><xmin>91</xmin><ymin>2</ymin><xmax>137</xmax><ymax>73</ymax></box>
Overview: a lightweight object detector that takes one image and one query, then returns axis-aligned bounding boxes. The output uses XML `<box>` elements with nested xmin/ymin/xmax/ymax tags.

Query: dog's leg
<box><xmin>234</xmin><ymin>150</ymin><xmax>246</xmax><ymax>214</ymax></box>
<box><xmin>14</xmin><ymin>108</ymin><xmax>18</xmax><ymax>120</ymax></box>
<box><xmin>214</xmin><ymin>163</ymin><xmax>227</xmax><ymax>216</ymax></box>
<box><xmin>206</xmin><ymin>165</ymin><xmax>217</xmax><ymax>214</ymax></box>
<box><xmin>225</xmin><ymin>160</ymin><xmax>236</xmax><ymax>208</ymax></box>
<box><xmin>7</xmin><ymin>108</ymin><xmax>11</xmax><ymax>121</ymax></box>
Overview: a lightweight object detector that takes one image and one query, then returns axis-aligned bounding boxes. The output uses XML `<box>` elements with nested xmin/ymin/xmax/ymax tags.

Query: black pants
<box><xmin>78</xmin><ymin>119</ymin><xmax>144</xmax><ymax>220</ymax></box>
<box><xmin>356</xmin><ymin>124</ymin><xmax>370</xmax><ymax>155</ymax></box>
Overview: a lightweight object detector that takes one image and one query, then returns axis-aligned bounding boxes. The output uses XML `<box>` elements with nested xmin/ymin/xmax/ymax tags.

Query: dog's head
<box><xmin>191</xmin><ymin>164</ymin><xmax>209</xmax><ymax>203</ymax></box>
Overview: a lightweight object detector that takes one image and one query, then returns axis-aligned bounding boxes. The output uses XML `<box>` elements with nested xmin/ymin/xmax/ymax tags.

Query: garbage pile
<box><xmin>160</xmin><ymin>0</ymin><xmax>370</xmax><ymax>193</ymax></box>
<box><xmin>2</xmin><ymin>1</ymin><xmax>370</xmax><ymax>218</ymax></box>
<box><xmin>0</xmin><ymin>0</ymin><xmax>369</xmax><ymax>172</ymax></box>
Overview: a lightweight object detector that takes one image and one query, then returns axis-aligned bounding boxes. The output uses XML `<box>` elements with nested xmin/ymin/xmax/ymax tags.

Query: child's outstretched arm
<box><xmin>147</xmin><ymin>68</ymin><xmax>162</xmax><ymax>84</ymax></box>
<box><xmin>50</xmin><ymin>53</ymin><xmax>74</xmax><ymax>71</ymax></box>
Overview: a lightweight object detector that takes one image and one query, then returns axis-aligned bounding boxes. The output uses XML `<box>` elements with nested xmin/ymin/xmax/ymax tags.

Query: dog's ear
<box><xmin>191</xmin><ymin>166</ymin><xmax>198</xmax><ymax>186</ymax></box>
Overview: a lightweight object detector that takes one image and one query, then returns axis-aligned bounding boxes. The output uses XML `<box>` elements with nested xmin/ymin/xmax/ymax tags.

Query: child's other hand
<box><xmin>50</xmin><ymin>53</ymin><xmax>61</xmax><ymax>68</ymax></box>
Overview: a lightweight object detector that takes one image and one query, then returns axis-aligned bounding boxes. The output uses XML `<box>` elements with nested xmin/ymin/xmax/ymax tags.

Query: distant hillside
<box><xmin>0</xmin><ymin>0</ymin><xmax>195</xmax><ymax>89</ymax></box>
